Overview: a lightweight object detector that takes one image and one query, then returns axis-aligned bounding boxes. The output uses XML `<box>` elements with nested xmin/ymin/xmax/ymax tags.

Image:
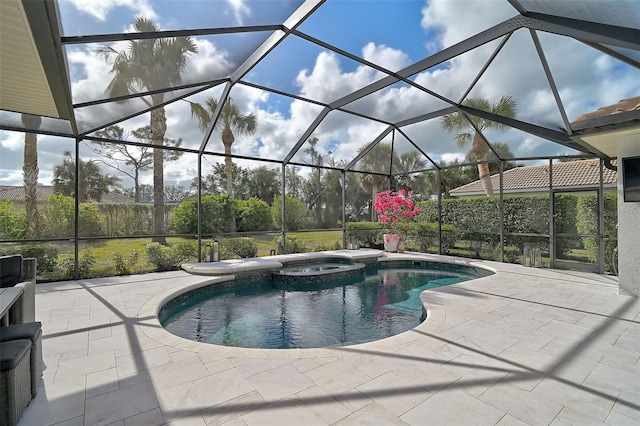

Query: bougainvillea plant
<box><xmin>374</xmin><ymin>189</ymin><xmax>422</xmax><ymax>235</ymax></box>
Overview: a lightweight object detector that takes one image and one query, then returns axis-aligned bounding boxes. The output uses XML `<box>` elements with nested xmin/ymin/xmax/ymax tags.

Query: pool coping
<box><xmin>181</xmin><ymin>248</ymin><xmax>385</xmax><ymax>275</ymax></box>
<box><xmin>139</xmin><ymin>251</ymin><xmax>498</xmax><ymax>358</ymax></box>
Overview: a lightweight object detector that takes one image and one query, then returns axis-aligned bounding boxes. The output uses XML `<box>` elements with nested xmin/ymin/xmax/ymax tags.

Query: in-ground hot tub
<box><xmin>272</xmin><ymin>262</ymin><xmax>366</xmax><ymax>290</ymax></box>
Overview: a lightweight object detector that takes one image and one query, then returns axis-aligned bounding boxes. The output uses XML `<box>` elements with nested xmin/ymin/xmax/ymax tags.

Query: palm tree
<box><xmin>462</xmin><ymin>141</ymin><xmax>518</xmax><ymax>178</ymax></box>
<box><xmin>441</xmin><ymin>96</ymin><xmax>517</xmax><ymax>196</ymax></box>
<box><xmin>424</xmin><ymin>159</ymin><xmax>474</xmax><ymax>199</ymax></box>
<box><xmin>394</xmin><ymin>151</ymin><xmax>427</xmax><ymax>195</ymax></box>
<box><xmin>191</xmin><ymin>97</ymin><xmax>257</xmax><ymax>197</ymax></box>
<box><xmin>52</xmin><ymin>152</ymin><xmax>120</xmax><ymax>202</ymax></box>
<box><xmin>21</xmin><ymin>114</ymin><xmax>41</xmax><ymax>238</ymax></box>
<box><xmin>97</xmin><ymin>17</ymin><xmax>197</xmax><ymax>244</ymax></box>
<box><xmin>356</xmin><ymin>142</ymin><xmax>398</xmax><ymax>222</ymax></box>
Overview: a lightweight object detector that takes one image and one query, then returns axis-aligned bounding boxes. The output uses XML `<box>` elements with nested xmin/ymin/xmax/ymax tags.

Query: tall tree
<box><xmin>394</xmin><ymin>151</ymin><xmax>428</xmax><ymax>196</ymax></box>
<box><xmin>441</xmin><ymin>96</ymin><xmax>517</xmax><ymax>196</ymax></box>
<box><xmin>98</xmin><ymin>17</ymin><xmax>197</xmax><ymax>244</ymax></box>
<box><xmin>93</xmin><ymin>125</ymin><xmax>183</xmax><ymax>202</ymax></box>
<box><xmin>190</xmin><ymin>97</ymin><xmax>257</xmax><ymax>197</ymax></box>
<box><xmin>21</xmin><ymin>114</ymin><xmax>41</xmax><ymax>237</ymax></box>
<box><xmin>190</xmin><ymin>163</ymin><xmax>250</xmax><ymax>196</ymax></box>
<box><xmin>322</xmin><ymin>165</ymin><xmax>343</xmax><ymax>227</ymax></box>
<box><xmin>424</xmin><ymin>159</ymin><xmax>474</xmax><ymax>199</ymax></box>
<box><xmin>246</xmin><ymin>166</ymin><xmax>280</xmax><ymax>204</ymax></box>
<box><xmin>285</xmin><ymin>166</ymin><xmax>304</xmax><ymax>199</ymax></box>
<box><xmin>462</xmin><ymin>142</ymin><xmax>518</xmax><ymax>179</ymax></box>
<box><xmin>52</xmin><ymin>152</ymin><xmax>120</xmax><ymax>202</ymax></box>
<box><xmin>303</xmin><ymin>137</ymin><xmax>326</xmax><ymax>227</ymax></box>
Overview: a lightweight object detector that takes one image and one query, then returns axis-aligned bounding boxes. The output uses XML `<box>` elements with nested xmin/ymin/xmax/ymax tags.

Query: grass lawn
<box><xmin>43</xmin><ymin>231</ymin><xmax>345</xmax><ymax>281</ymax></box>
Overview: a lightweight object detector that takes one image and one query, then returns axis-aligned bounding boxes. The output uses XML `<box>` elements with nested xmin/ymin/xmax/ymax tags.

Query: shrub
<box><xmin>272</xmin><ymin>195</ymin><xmax>309</xmax><ymax>231</ymax></box>
<box><xmin>173</xmin><ymin>195</ymin><xmax>236</xmax><ymax>234</ymax></box>
<box><xmin>146</xmin><ymin>241</ymin><xmax>197</xmax><ymax>271</ymax></box>
<box><xmin>275</xmin><ymin>235</ymin><xmax>305</xmax><ymax>254</ymax></box>
<box><xmin>58</xmin><ymin>250</ymin><xmax>96</xmax><ymax>279</ymax></box>
<box><xmin>236</xmin><ymin>198</ymin><xmax>272</xmax><ymax>232</ymax></box>
<box><xmin>113</xmin><ymin>251</ymin><xmax>139</xmax><ymax>275</ymax></box>
<box><xmin>0</xmin><ymin>243</ymin><xmax>59</xmax><ymax>273</ymax></box>
<box><xmin>223</xmin><ymin>237</ymin><xmax>259</xmax><ymax>258</ymax></box>
<box><xmin>0</xmin><ymin>201</ymin><xmax>26</xmax><ymax>239</ymax></box>
<box><xmin>414</xmin><ymin>222</ymin><xmax>456</xmax><ymax>254</ymax></box>
<box><xmin>43</xmin><ymin>194</ymin><xmax>105</xmax><ymax>238</ymax></box>
<box><xmin>346</xmin><ymin>222</ymin><xmax>385</xmax><ymax>248</ymax></box>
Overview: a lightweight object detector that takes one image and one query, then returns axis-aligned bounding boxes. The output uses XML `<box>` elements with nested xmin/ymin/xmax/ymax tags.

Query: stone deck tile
<box><xmin>16</xmin><ymin>257</ymin><xmax>640</xmax><ymax>426</ymax></box>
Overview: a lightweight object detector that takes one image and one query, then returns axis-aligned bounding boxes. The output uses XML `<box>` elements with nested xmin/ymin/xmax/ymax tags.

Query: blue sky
<box><xmin>1</xmin><ymin>0</ymin><xmax>639</xmax><ymax>189</ymax></box>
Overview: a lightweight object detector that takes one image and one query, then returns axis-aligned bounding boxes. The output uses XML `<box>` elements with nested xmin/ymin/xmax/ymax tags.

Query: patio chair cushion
<box><xmin>0</xmin><ymin>339</ymin><xmax>32</xmax><ymax>426</ymax></box>
<box><xmin>0</xmin><ymin>322</ymin><xmax>43</xmax><ymax>397</ymax></box>
<box><xmin>0</xmin><ymin>255</ymin><xmax>23</xmax><ymax>288</ymax></box>
<box><xmin>0</xmin><ymin>339</ymin><xmax>30</xmax><ymax>371</ymax></box>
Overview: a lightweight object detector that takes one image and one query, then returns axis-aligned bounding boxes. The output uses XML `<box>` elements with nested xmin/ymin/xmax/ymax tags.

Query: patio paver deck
<box><xmin>15</xmin><ymin>253</ymin><xmax>640</xmax><ymax>425</ymax></box>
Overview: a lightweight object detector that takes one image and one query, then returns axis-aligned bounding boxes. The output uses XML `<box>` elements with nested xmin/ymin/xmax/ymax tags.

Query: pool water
<box><xmin>160</xmin><ymin>263</ymin><xmax>488</xmax><ymax>349</ymax></box>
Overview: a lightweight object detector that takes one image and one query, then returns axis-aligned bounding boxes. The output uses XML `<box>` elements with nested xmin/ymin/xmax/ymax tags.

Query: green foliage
<box><xmin>236</xmin><ymin>198</ymin><xmax>272</xmax><ymax>232</ymax></box>
<box><xmin>311</xmin><ymin>241</ymin><xmax>342</xmax><ymax>252</ymax></box>
<box><xmin>417</xmin><ymin>193</ymin><xmax>620</xmax><ymax>264</ymax></box>
<box><xmin>96</xmin><ymin>203</ymin><xmax>155</xmax><ymax>236</ymax></box>
<box><xmin>145</xmin><ymin>241</ymin><xmax>197</xmax><ymax>271</ymax></box>
<box><xmin>173</xmin><ymin>195</ymin><xmax>236</xmax><ymax>234</ymax></box>
<box><xmin>577</xmin><ymin>193</ymin><xmax>618</xmax><ymax>272</ymax></box>
<box><xmin>346</xmin><ymin>222</ymin><xmax>385</xmax><ymax>248</ymax></box>
<box><xmin>413</xmin><ymin>222</ymin><xmax>456</xmax><ymax>254</ymax></box>
<box><xmin>418</xmin><ymin>195</ymin><xmax>549</xmax><ymax>253</ymax></box>
<box><xmin>223</xmin><ymin>237</ymin><xmax>259</xmax><ymax>258</ymax></box>
<box><xmin>52</xmin><ymin>151</ymin><xmax>120</xmax><ymax>202</ymax></box>
<box><xmin>43</xmin><ymin>194</ymin><xmax>106</xmax><ymax>237</ymax></box>
<box><xmin>0</xmin><ymin>201</ymin><xmax>26</xmax><ymax>239</ymax></box>
<box><xmin>275</xmin><ymin>235</ymin><xmax>306</xmax><ymax>254</ymax></box>
<box><xmin>553</xmin><ymin>194</ymin><xmax>582</xmax><ymax>255</ymax></box>
<box><xmin>0</xmin><ymin>243</ymin><xmax>58</xmax><ymax>273</ymax></box>
<box><xmin>272</xmin><ymin>195</ymin><xmax>309</xmax><ymax>231</ymax></box>
<box><xmin>59</xmin><ymin>250</ymin><xmax>96</xmax><ymax>279</ymax></box>
<box><xmin>113</xmin><ymin>251</ymin><xmax>139</xmax><ymax>275</ymax></box>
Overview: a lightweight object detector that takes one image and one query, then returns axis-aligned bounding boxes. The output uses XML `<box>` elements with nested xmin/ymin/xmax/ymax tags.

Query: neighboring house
<box><xmin>0</xmin><ymin>185</ymin><xmax>134</xmax><ymax>204</ymax></box>
<box><xmin>449</xmin><ymin>159</ymin><xmax>617</xmax><ymax>198</ymax></box>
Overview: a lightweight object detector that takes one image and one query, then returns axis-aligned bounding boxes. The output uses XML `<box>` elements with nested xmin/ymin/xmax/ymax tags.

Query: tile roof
<box><xmin>0</xmin><ymin>186</ymin><xmax>134</xmax><ymax>203</ymax></box>
<box><xmin>450</xmin><ymin>159</ymin><xmax>617</xmax><ymax>196</ymax></box>
<box><xmin>574</xmin><ymin>96</ymin><xmax>640</xmax><ymax>122</ymax></box>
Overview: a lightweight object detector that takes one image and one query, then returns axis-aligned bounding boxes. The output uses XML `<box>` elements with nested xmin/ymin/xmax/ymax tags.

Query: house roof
<box><xmin>449</xmin><ymin>159</ymin><xmax>617</xmax><ymax>196</ymax></box>
<box><xmin>573</xmin><ymin>96</ymin><xmax>640</xmax><ymax>122</ymax></box>
<box><xmin>0</xmin><ymin>186</ymin><xmax>134</xmax><ymax>203</ymax></box>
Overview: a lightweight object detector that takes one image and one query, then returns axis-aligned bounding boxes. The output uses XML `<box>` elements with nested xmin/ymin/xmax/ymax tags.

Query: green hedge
<box><xmin>346</xmin><ymin>222</ymin><xmax>385</xmax><ymax>248</ymax></box>
<box><xmin>577</xmin><ymin>193</ymin><xmax>618</xmax><ymax>272</ymax></box>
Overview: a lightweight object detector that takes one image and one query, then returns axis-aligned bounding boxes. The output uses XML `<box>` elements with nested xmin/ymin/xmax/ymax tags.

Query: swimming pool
<box><xmin>160</xmin><ymin>260</ymin><xmax>491</xmax><ymax>349</ymax></box>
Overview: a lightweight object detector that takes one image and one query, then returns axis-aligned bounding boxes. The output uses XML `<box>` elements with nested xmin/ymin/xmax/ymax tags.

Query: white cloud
<box><xmin>63</xmin><ymin>0</ymin><xmax>157</xmax><ymax>21</ymax></box>
<box><xmin>296</xmin><ymin>51</ymin><xmax>377</xmax><ymax>103</ymax></box>
<box><xmin>361</xmin><ymin>43</ymin><xmax>410</xmax><ymax>73</ymax></box>
<box><xmin>421</xmin><ymin>0</ymin><xmax>515</xmax><ymax>49</ymax></box>
<box><xmin>227</xmin><ymin>0</ymin><xmax>251</xmax><ymax>25</ymax></box>
<box><xmin>4</xmin><ymin>0</ymin><xmax>638</xmax><ymax>188</ymax></box>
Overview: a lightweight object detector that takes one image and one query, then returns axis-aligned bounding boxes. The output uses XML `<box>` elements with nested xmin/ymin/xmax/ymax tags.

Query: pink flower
<box><xmin>374</xmin><ymin>190</ymin><xmax>421</xmax><ymax>231</ymax></box>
